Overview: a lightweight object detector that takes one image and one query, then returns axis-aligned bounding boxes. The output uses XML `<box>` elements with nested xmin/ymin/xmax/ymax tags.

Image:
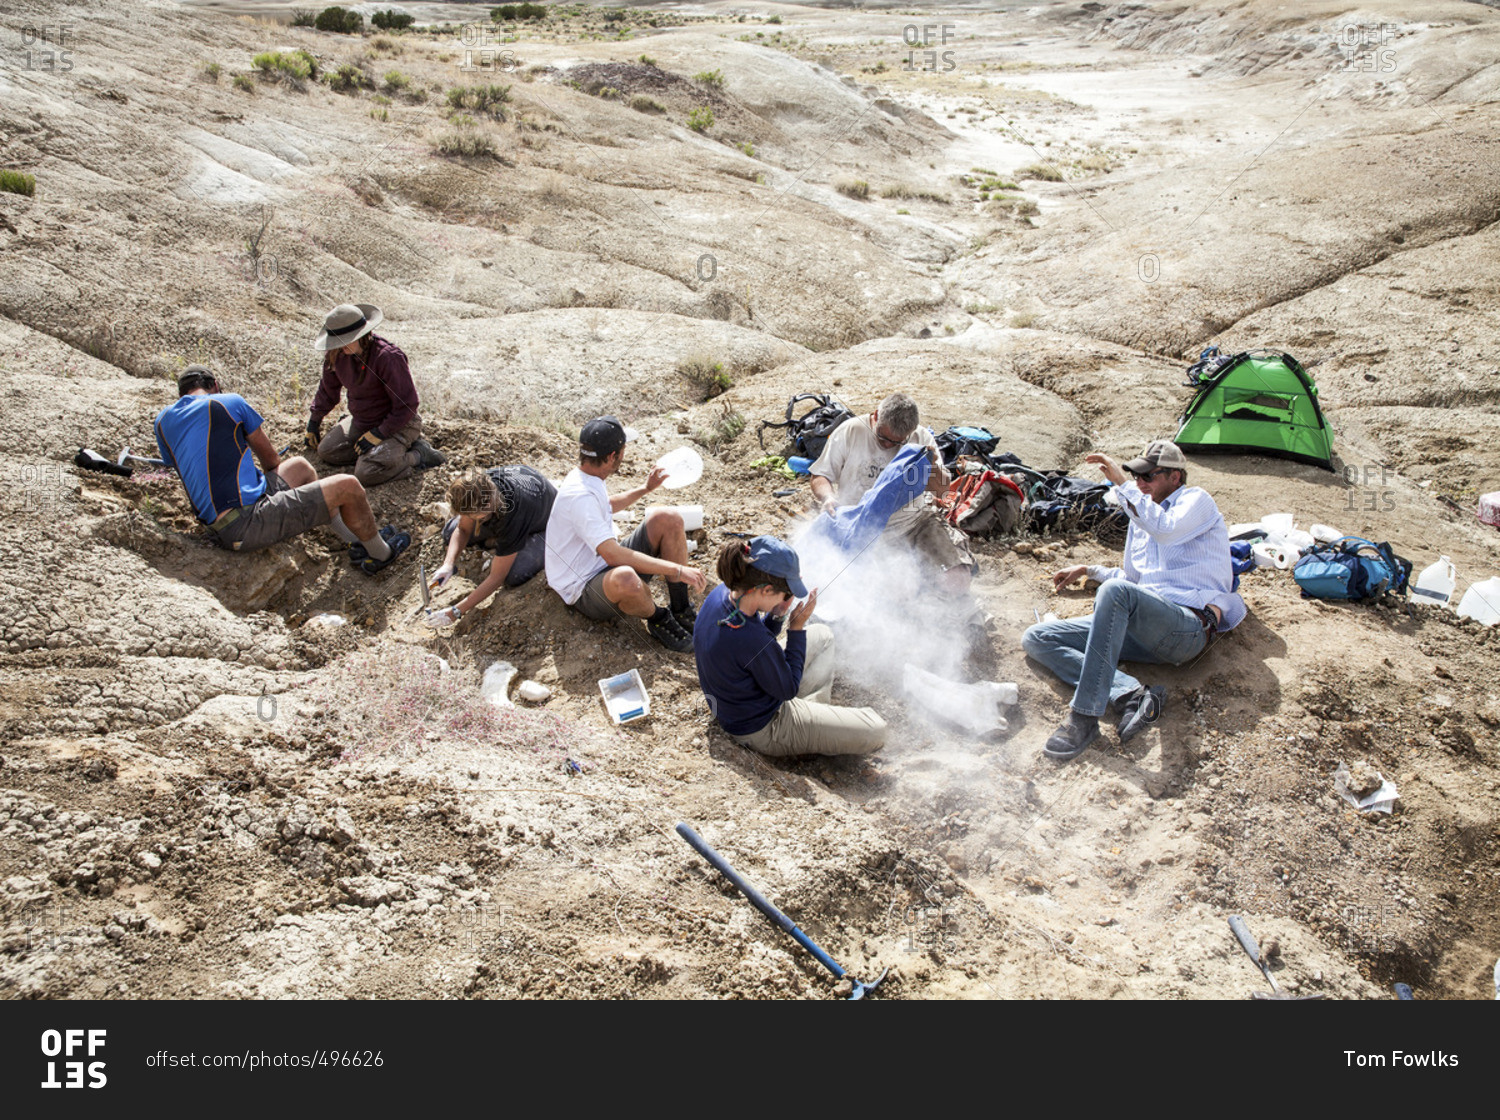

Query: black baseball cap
<box><xmin>580</xmin><ymin>416</ymin><xmax>637</xmax><ymax>458</ymax></box>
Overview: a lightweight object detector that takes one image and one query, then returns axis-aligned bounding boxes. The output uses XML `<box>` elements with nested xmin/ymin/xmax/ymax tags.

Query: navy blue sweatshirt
<box><xmin>693</xmin><ymin>584</ymin><xmax>807</xmax><ymax>736</ymax></box>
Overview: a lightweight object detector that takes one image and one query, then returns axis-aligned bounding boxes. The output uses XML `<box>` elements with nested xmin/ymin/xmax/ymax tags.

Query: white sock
<box><xmin>359</xmin><ymin>532</ymin><xmax>391</xmax><ymax>561</ymax></box>
<box><xmin>329</xmin><ymin>513</ymin><xmax>360</xmax><ymax>544</ymax></box>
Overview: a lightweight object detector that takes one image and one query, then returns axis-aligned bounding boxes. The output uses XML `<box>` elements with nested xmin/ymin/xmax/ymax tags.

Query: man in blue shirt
<box><xmin>1023</xmin><ymin>440</ymin><xmax>1245</xmax><ymax>762</ymax></box>
<box><xmin>154</xmin><ymin>366</ymin><xmax>410</xmax><ymax>573</ymax></box>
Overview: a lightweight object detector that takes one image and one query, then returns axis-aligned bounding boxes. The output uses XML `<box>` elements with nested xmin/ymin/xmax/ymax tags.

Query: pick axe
<box><xmin>117</xmin><ymin>446</ymin><xmax>167</xmax><ymax>469</ymax></box>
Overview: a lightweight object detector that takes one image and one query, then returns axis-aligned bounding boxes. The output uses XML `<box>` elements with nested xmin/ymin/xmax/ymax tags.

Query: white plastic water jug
<box><xmin>1456</xmin><ymin>578</ymin><xmax>1500</xmax><ymax>626</ymax></box>
<box><xmin>1412</xmin><ymin>556</ymin><xmax>1456</xmax><ymax>606</ymax></box>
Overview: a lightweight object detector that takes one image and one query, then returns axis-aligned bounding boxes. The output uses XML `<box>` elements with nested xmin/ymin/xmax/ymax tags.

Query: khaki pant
<box><xmin>736</xmin><ymin>624</ymin><xmax>887</xmax><ymax>758</ymax></box>
<box><xmin>318</xmin><ymin>414</ymin><xmax>421</xmax><ymax>487</ymax></box>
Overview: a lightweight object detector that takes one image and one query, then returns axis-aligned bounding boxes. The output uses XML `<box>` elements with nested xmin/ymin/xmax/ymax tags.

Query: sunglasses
<box><xmin>1133</xmin><ymin>468</ymin><xmax>1172</xmax><ymax>482</ymax></box>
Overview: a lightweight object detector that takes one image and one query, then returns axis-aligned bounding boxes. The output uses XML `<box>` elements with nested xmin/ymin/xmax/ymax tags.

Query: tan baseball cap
<box><xmin>1124</xmin><ymin>439</ymin><xmax>1189</xmax><ymax>474</ymax></box>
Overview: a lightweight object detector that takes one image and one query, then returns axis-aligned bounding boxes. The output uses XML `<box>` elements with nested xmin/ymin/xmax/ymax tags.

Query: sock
<box><xmin>329</xmin><ymin>513</ymin><xmax>360</xmax><ymax>544</ymax></box>
<box><xmin>359</xmin><ymin>532</ymin><xmax>392</xmax><ymax>562</ymax></box>
<box><xmin>668</xmin><ymin>580</ymin><xmax>690</xmax><ymax>612</ymax></box>
<box><xmin>650</xmin><ymin>605</ymin><xmax>672</xmax><ymax>626</ymax></box>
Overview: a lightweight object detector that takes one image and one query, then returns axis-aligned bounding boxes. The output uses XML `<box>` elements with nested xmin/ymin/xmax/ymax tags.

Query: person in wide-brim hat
<box><xmin>303</xmin><ymin>302</ymin><xmax>445</xmax><ymax>487</ymax></box>
<box><xmin>313</xmin><ymin>303</ymin><xmax>384</xmax><ymax>351</ymax></box>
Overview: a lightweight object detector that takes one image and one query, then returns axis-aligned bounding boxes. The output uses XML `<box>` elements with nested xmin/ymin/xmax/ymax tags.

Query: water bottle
<box><xmin>1412</xmin><ymin>556</ymin><xmax>1456</xmax><ymax>606</ymax></box>
<box><xmin>787</xmin><ymin>456</ymin><xmax>813</xmax><ymax>475</ymax></box>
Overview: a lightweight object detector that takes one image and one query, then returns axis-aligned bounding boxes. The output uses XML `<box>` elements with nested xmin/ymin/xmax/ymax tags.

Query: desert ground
<box><xmin>1</xmin><ymin>0</ymin><xmax>1497</xmax><ymax>1000</ymax></box>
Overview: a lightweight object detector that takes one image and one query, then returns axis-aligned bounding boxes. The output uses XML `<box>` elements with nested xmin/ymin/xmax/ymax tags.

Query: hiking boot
<box><xmin>1043</xmin><ymin>710</ymin><xmax>1099</xmax><ymax>762</ymax></box>
<box><xmin>411</xmin><ymin>438</ymin><xmax>446</xmax><ymax>469</ymax></box>
<box><xmin>647</xmin><ymin>612</ymin><xmax>694</xmax><ymax>653</ymax></box>
<box><xmin>1117</xmin><ymin>685</ymin><xmax>1166</xmax><ymax>744</ymax></box>
<box><xmin>357</xmin><ymin>527</ymin><xmax>411</xmax><ymax>575</ymax></box>
<box><xmin>672</xmin><ymin>604</ymin><xmax>697</xmax><ymax>633</ymax></box>
<box><xmin>349</xmin><ymin>524</ymin><xmax>401</xmax><ymax>566</ymax></box>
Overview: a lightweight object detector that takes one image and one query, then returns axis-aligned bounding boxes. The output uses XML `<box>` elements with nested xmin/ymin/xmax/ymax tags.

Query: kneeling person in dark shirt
<box><xmin>426</xmin><ymin>466</ymin><xmax>557</xmax><ymax>627</ymax></box>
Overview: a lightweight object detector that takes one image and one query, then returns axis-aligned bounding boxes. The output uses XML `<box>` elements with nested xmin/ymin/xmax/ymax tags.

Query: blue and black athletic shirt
<box><xmin>154</xmin><ymin>394</ymin><xmax>268</xmax><ymax>524</ymax></box>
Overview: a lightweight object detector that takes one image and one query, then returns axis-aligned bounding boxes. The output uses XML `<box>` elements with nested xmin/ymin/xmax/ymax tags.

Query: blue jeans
<box><xmin>1021</xmin><ymin>579</ymin><xmax>1208</xmax><ymax>718</ymax></box>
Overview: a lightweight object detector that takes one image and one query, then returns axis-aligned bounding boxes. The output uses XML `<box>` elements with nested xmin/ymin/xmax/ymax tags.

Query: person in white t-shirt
<box><xmin>544</xmin><ymin>416</ymin><xmax>708</xmax><ymax>653</ymax></box>
<box><xmin>808</xmin><ymin>392</ymin><xmax>976</xmax><ymax>596</ymax></box>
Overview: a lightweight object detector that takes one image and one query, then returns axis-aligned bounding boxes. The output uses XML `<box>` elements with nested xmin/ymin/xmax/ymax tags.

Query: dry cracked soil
<box><xmin>1</xmin><ymin>0</ymin><xmax>1498</xmax><ymax>1002</ymax></box>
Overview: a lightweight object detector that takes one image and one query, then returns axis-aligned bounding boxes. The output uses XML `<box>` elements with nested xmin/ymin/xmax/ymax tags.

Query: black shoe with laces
<box><xmin>647</xmin><ymin>612</ymin><xmax>694</xmax><ymax>653</ymax></box>
<box><xmin>672</xmin><ymin>604</ymin><xmax>697</xmax><ymax>633</ymax></box>
<box><xmin>349</xmin><ymin>524</ymin><xmax>401</xmax><ymax>566</ymax></box>
<box><xmin>1117</xmin><ymin>685</ymin><xmax>1166</xmax><ymax>743</ymax></box>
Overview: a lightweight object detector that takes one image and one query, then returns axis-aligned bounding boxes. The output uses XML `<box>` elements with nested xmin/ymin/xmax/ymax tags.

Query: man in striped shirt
<box><xmin>1023</xmin><ymin>440</ymin><xmax>1245</xmax><ymax>762</ymax></box>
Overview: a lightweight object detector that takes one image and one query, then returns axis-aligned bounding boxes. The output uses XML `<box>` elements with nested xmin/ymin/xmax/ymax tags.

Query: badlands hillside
<box><xmin>1</xmin><ymin>0</ymin><xmax>1497</xmax><ymax>1000</ymax></box>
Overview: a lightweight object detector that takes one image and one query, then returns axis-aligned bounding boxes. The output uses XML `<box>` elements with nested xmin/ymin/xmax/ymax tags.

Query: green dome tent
<box><xmin>1174</xmin><ymin>349</ymin><xmax>1335</xmax><ymax>471</ymax></box>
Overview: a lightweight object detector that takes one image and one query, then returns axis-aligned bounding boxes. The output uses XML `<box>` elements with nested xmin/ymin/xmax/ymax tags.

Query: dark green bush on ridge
<box><xmin>315</xmin><ymin>6</ymin><xmax>363</xmax><ymax>34</ymax></box>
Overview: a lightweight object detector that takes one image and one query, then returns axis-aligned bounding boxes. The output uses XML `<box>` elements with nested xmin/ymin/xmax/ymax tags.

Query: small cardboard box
<box><xmin>599</xmin><ymin>669</ymin><xmax>650</xmax><ymax>725</ymax></box>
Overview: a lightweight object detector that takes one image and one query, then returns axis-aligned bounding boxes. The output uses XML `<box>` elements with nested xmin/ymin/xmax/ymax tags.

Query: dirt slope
<box><xmin>1</xmin><ymin>0</ymin><xmax>1497</xmax><ymax>1001</ymax></box>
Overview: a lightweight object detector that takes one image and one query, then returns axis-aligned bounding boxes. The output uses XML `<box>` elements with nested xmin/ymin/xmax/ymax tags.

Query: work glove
<box><xmin>429</xmin><ymin>564</ymin><xmax>454</xmax><ymax>590</ymax></box>
<box><xmin>425</xmin><ymin>605</ymin><xmax>460</xmax><ymax>630</ymax></box>
<box><xmin>304</xmin><ymin>418</ymin><xmax>321</xmax><ymax>452</ymax></box>
<box><xmin>356</xmin><ymin>430</ymin><xmax>383</xmax><ymax>456</ymax></box>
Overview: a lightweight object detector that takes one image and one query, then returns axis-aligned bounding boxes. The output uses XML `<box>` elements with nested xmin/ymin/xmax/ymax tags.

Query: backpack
<box><xmin>934</xmin><ymin>425</ymin><xmax>999</xmax><ymax>470</ymax></box>
<box><xmin>1293</xmin><ymin>536</ymin><xmax>1412</xmax><ymax>602</ymax></box>
<box><xmin>756</xmin><ymin>393</ymin><xmax>855</xmax><ymax>461</ymax></box>
<box><xmin>941</xmin><ymin>469</ymin><xmax>1026</xmax><ymax>537</ymax></box>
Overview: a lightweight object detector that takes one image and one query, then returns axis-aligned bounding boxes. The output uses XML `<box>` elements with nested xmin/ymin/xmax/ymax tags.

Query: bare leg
<box><xmin>602</xmin><ymin>566</ymin><xmax>658</xmax><ymax>619</ymax></box>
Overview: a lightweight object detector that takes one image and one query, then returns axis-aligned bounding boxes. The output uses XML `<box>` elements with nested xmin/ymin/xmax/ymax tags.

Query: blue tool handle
<box><xmin>676</xmin><ymin>823</ymin><xmax>845</xmax><ymax>981</ymax></box>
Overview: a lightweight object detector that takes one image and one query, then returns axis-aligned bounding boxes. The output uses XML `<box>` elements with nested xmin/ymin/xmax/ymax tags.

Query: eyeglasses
<box><xmin>874</xmin><ymin>428</ymin><xmax>908</xmax><ymax>449</ymax></box>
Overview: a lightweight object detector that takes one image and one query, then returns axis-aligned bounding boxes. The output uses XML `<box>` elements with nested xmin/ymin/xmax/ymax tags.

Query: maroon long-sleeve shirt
<box><xmin>309</xmin><ymin>335</ymin><xmax>420</xmax><ymax>438</ymax></box>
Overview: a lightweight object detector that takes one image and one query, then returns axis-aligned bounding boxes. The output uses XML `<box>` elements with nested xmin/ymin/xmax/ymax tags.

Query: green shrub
<box><xmin>290</xmin><ymin>9</ymin><xmax>317</xmax><ymax>27</ymax></box>
<box><xmin>694</xmin><ymin>68</ymin><xmax>724</xmax><ymax>88</ymax></box>
<box><xmin>630</xmin><ymin>94</ymin><xmax>664</xmax><ymax>114</ymax></box>
<box><xmin>834</xmin><ymin>177</ymin><xmax>869</xmax><ymax>199</ymax></box>
<box><xmin>603</xmin><ymin>10</ymin><xmax>626</xmax><ymax>22</ymax></box>
<box><xmin>233</xmin><ymin>73</ymin><xmax>255</xmax><ymax>92</ymax></box>
<box><xmin>765</xmin><ymin>14</ymin><xmax>781</xmax><ymax>24</ymax></box>
<box><xmin>491</xmin><ymin>3</ymin><xmax>546</xmax><ymax>21</ymax></box>
<box><xmin>597</xmin><ymin>86</ymin><xmax>620</xmax><ymax>99</ymax></box>
<box><xmin>739</xmin><ymin>141</ymin><xmax>754</xmax><ymax>157</ymax></box>
<box><xmin>383</xmin><ymin>69</ymin><xmax>409</xmax><ymax>91</ymax></box>
<box><xmin>638</xmin><ymin>54</ymin><xmax>656</xmax><ymax>67</ymax></box>
<box><xmin>0</xmin><ymin>170</ymin><xmax>36</xmax><ymax>197</ymax></box>
<box><xmin>1017</xmin><ymin>163</ymin><xmax>1063</xmax><ymax>182</ymax></box>
<box><xmin>371</xmin><ymin>9</ymin><xmax>414</xmax><ymax>31</ymax></box>
<box><xmin>252</xmin><ymin>50</ymin><xmax>318</xmax><ymax>83</ymax></box>
<box><xmin>370</xmin><ymin>107</ymin><xmax>389</xmax><ymax>121</ymax></box>
<box><xmin>678</xmin><ymin>354</ymin><xmax>732</xmax><ymax>400</ymax></box>
<box><xmin>315</xmin><ymin>6</ymin><xmax>363</xmax><ymax>33</ymax></box>
<box><xmin>328</xmin><ymin>63</ymin><xmax>374</xmax><ymax>92</ymax></box>
<box><xmin>446</xmin><ymin>83</ymin><xmax>511</xmax><ymax>117</ymax></box>
<box><xmin>201</xmin><ymin>61</ymin><xmax>222</xmax><ymax>81</ymax></box>
<box><xmin>686</xmin><ymin>105</ymin><xmax>714</xmax><ymax>132</ymax></box>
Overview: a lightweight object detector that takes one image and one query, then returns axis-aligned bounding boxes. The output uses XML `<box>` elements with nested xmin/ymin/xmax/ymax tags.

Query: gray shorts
<box><xmin>569</xmin><ymin>522</ymin><xmax>656</xmax><ymax>622</ymax></box>
<box><xmin>214</xmin><ymin>471</ymin><xmax>331</xmax><ymax>552</ymax></box>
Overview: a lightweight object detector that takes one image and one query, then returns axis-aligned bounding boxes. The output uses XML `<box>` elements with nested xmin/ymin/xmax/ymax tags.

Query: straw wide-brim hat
<box><xmin>314</xmin><ymin>303</ymin><xmax>383</xmax><ymax>351</ymax></box>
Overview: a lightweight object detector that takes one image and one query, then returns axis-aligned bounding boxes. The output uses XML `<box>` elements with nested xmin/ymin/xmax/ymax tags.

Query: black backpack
<box><xmin>757</xmin><ymin>393</ymin><xmax>855</xmax><ymax>460</ymax></box>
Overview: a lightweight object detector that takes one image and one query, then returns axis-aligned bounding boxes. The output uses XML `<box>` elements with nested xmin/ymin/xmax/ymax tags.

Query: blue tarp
<box><xmin>798</xmin><ymin>445</ymin><xmax>931</xmax><ymax>557</ymax></box>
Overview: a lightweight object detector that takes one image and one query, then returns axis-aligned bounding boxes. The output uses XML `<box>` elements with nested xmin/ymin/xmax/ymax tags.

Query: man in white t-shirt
<box><xmin>545</xmin><ymin>416</ymin><xmax>708</xmax><ymax>653</ymax></box>
<box><xmin>808</xmin><ymin>392</ymin><xmax>976</xmax><ymax>595</ymax></box>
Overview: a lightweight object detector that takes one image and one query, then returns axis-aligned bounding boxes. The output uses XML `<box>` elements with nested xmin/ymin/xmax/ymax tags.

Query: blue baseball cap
<box><xmin>747</xmin><ymin>536</ymin><xmax>808</xmax><ymax>598</ymax></box>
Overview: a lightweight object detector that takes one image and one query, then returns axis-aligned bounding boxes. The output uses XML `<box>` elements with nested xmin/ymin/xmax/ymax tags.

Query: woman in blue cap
<box><xmin>694</xmin><ymin>536</ymin><xmax>886</xmax><ymax>757</ymax></box>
